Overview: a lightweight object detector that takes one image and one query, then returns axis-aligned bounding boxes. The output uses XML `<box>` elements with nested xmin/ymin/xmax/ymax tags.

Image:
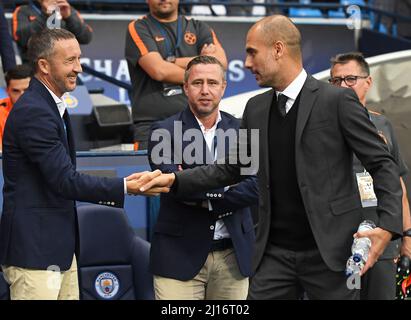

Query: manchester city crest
<box><xmin>62</xmin><ymin>92</ymin><xmax>79</xmax><ymax>109</ymax></box>
<box><xmin>95</xmin><ymin>272</ymin><xmax>120</xmax><ymax>299</ymax></box>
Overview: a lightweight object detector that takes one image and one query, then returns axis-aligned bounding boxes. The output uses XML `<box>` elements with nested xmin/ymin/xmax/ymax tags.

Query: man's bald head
<box><xmin>252</xmin><ymin>15</ymin><xmax>302</xmax><ymax>61</ymax></box>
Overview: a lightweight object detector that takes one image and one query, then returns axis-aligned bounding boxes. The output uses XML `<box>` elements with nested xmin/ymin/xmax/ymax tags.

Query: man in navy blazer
<box><xmin>147</xmin><ymin>56</ymin><xmax>258</xmax><ymax>300</ymax></box>
<box><xmin>0</xmin><ymin>29</ymin><xmax>163</xmax><ymax>300</ymax></box>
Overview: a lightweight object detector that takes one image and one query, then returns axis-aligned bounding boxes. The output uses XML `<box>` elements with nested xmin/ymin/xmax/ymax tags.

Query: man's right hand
<box><xmin>139</xmin><ymin>173</ymin><xmax>176</xmax><ymax>193</ymax></box>
<box><xmin>126</xmin><ymin>170</ymin><xmax>171</xmax><ymax>196</ymax></box>
<box><xmin>201</xmin><ymin>43</ymin><xmax>216</xmax><ymax>56</ymax></box>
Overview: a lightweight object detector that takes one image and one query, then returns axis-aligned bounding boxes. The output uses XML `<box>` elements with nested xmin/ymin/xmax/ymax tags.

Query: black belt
<box><xmin>210</xmin><ymin>238</ymin><xmax>233</xmax><ymax>252</ymax></box>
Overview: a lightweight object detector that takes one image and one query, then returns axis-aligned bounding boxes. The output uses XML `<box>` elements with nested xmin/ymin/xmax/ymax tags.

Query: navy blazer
<box><xmin>148</xmin><ymin>107</ymin><xmax>258</xmax><ymax>280</ymax></box>
<box><xmin>0</xmin><ymin>2</ymin><xmax>16</xmax><ymax>73</ymax></box>
<box><xmin>0</xmin><ymin>78</ymin><xmax>124</xmax><ymax>271</ymax></box>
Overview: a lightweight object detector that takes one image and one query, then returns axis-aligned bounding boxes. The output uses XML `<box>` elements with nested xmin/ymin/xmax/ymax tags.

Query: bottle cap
<box><xmin>353</xmin><ymin>253</ymin><xmax>363</xmax><ymax>263</ymax></box>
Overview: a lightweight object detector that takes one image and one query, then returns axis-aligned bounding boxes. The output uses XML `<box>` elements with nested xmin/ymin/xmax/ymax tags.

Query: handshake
<box><xmin>125</xmin><ymin>170</ymin><xmax>176</xmax><ymax>196</ymax></box>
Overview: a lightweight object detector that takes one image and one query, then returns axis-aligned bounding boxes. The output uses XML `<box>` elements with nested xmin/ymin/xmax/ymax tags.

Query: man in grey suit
<box><xmin>135</xmin><ymin>15</ymin><xmax>403</xmax><ymax>299</ymax></box>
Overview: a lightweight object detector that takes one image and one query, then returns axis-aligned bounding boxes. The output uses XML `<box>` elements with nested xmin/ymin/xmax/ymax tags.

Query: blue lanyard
<box><xmin>30</xmin><ymin>0</ymin><xmax>42</xmax><ymax>16</ymax></box>
<box><xmin>149</xmin><ymin>14</ymin><xmax>183</xmax><ymax>57</ymax></box>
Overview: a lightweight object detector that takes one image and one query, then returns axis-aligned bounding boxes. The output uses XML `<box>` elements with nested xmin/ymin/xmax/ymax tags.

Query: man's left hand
<box><xmin>354</xmin><ymin>227</ymin><xmax>393</xmax><ymax>275</ymax></box>
<box><xmin>126</xmin><ymin>170</ymin><xmax>170</xmax><ymax>196</ymax></box>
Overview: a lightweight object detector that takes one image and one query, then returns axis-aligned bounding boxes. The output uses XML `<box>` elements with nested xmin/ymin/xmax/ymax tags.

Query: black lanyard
<box><xmin>148</xmin><ymin>14</ymin><xmax>183</xmax><ymax>57</ymax></box>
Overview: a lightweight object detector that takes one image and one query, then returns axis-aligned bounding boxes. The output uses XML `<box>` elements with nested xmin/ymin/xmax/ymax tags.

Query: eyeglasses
<box><xmin>328</xmin><ymin>75</ymin><xmax>369</xmax><ymax>87</ymax></box>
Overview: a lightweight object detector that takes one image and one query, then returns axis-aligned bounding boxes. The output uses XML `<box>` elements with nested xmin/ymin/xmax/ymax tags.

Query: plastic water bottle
<box><xmin>345</xmin><ymin>220</ymin><xmax>376</xmax><ymax>276</ymax></box>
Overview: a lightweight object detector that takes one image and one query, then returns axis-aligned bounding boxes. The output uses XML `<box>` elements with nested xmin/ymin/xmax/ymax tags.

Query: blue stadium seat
<box><xmin>77</xmin><ymin>205</ymin><xmax>154</xmax><ymax>300</ymax></box>
<box><xmin>289</xmin><ymin>0</ymin><xmax>323</xmax><ymax>18</ymax></box>
<box><xmin>289</xmin><ymin>7</ymin><xmax>323</xmax><ymax>17</ymax></box>
<box><xmin>328</xmin><ymin>0</ymin><xmax>366</xmax><ymax>19</ymax></box>
<box><xmin>340</xmin><ymin>0</ymin><xmax>365</xmax><ymax>5</ymax></box>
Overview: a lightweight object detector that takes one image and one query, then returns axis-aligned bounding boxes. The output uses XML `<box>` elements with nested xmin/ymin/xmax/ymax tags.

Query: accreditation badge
<box><xmin>356</xmin><ymin>171</ymin><xmax>378</xmax><ymax>207</ymax></box>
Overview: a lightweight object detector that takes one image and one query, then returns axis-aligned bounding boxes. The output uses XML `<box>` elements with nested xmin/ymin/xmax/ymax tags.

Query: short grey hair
<box><xmin>184</xmin><ymin>55</ymin><xmax>226</xmax><ymax>83</ymax></box>
<box><xmin>27</xmin><ymin>28</ymin><xmax>76</xmax><ymax>72</ymax></box>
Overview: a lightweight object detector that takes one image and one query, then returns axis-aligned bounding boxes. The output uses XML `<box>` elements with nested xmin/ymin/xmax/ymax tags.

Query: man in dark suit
<box><xmin>147</xmin><ymin>56</ymin><xmax>258</xmax><ymax>300</ymax></box>
<box><xmin>0</xmin><ymin>28</ymin><xmax>163</xmax><ymax>300</ymax></box>
<box><xmin>138</xmin><ymin>15</ymin><xmax>403</xmax><ymax>300</ymax></box>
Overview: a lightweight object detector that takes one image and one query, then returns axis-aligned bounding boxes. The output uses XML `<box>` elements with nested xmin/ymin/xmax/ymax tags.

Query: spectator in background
<box><xmin>125</xmin><ymin>0</ymin><xmax>227</xmax><ymax>150</ymax></box>
<box><xmin>0</xmin><ymin>64</ymin><xmax>32</xmax><ymax>151</ymax></box>
<box><xmin>330</xmin><ymin>51</ymin><xmax>411</xmax><ymax>300</ymax></box>
<box><xmin>0</xmin><ymin>0</ymin><xmax>16</xmax><ymax>74</ymax></box>
<box><xmin>12</xmin><ymin>0</ymin><xmax>92</xmax><ymax>63</ymax></box>
<box><xmin>147</xmin><ymin>56</ymin><xmax>257</xmax><ymax>300</ymax></box>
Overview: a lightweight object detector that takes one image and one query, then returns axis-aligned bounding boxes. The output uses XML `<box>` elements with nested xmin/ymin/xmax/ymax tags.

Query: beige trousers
<box><xmin>2</xmin><ymin>255</ymin><xmax>79</xmax><ymax>300</ymax></box>
<box><xmin>154</xmin><ymin>248</ymin><xmax>249</xmax><ymax>300</ymax></box>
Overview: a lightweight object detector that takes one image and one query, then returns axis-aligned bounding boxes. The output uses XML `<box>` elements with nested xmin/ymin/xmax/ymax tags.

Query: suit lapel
<box><xmin>63</xmin><ymin>111</ymin><xmax>76</xmax><ymax>166</ymax></box>
<box><xmin>180</xmin><ymin>107</ymin><xmax>209</xmax><ymax>167</ymax></box>
<box><xmin>262</xmin><ymin>90</ymin><xmax>275</xmax><ymax>180</ymax></box>
<box><xmin>31</xmin><ymin>78</ymin><xmax>75</xmax><ymax>165</ymax></box>
<box><xmin>216</xmin><ymin>113</ymin><xmax>232</xmax><ymax>159</ymax></box>
<box><xmin>295</xmin><ymin>75</ymin><xmax>319</xmax><ymax>144</ymax></box>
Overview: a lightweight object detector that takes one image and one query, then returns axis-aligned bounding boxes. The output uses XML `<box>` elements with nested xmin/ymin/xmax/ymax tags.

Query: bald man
<box><xmin>137</xmin><ymin>15</ymin><xmax>403</xmax><ymax>299</ymax></box>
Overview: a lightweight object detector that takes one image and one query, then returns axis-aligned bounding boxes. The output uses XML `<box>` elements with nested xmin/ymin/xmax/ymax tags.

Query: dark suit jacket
<box><xmin>0</xmin><ymin>1</ymin><xmax>16</xmax><ymax>73</ymax></box>
<box><xmin>172</xmin><ymin>75</ymin><xmax>403</xmax><ymax>273</ymax></box>
<box><xmin>148</xmin><ymin>107</ymin><xmax>258</xmax><ymax>280</ymax></box>
<box><xmin>0</xmin><ymin>78</ymin><xmax>124</xmax><ymax>271</ymax></box>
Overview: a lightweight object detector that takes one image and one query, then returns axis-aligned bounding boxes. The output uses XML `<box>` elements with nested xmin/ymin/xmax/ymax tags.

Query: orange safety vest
<box><xmin>0</xmin><ymin>97</ymin><xmax>14</xmax><ymax>151</ymax></box>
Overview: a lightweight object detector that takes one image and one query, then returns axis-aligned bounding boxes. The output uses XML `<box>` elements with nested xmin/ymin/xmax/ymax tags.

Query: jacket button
<box><xmin>210</xmin><ymin>225</ymin><xmax>215</xmax><ymax>230</ymax></box>
<box><xmin>266</xmin><ymin>184</ymin><xmax>270</xmax><ymax>189</ymax></box>
<box><xmin>206</xmin><ymin>193</ymin><xmax>210</xmax><ymax>197</ymax></box>
<box><xmin>218</xmin><ymin>194</ymin><xmax>222</xmax><ymax>198</ymax></box>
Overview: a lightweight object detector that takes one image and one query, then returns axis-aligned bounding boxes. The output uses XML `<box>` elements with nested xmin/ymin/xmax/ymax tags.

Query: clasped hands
<box><xmin>125</xmin><ymin>170</ymin><xmax>176</xmax><ymax>196</ymax></box>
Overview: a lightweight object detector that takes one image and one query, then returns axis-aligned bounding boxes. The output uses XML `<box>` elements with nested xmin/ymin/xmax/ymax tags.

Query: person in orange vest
<box><xmin>0</xmin><ymin>64</ymin><xmax>32</xmax><ymax>150</ymax></box>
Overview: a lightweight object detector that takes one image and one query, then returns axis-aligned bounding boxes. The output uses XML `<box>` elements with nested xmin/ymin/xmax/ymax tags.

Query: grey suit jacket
<box><xmin>173</xmin><ymin>75</ymin><xmax>402</xmax><ymax>272</ymax></box>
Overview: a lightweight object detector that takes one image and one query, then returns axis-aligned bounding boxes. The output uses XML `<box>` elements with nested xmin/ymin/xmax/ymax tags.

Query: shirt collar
<box><xmin>39</xmin><ymin>80</ymin><xmax>66</xmax><ymax>118</ymax></box>
<box><xmin>276</xmin><ymin>69</ymin><xmax>307</xmax><ymax>100</ymax></box>
<box><xmin>195</xmin><ymin>110</ymin><xmax>222</xmax><ymax>134</ymax></box>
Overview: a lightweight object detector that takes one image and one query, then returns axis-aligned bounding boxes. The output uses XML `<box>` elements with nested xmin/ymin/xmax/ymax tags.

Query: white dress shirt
<box><xmin>39</xmin><ymin>80</ymin><xmax>128</xmax><ymax>194</ymax></box>
<box><xmin>276</xmin><ymin>69</ymin><xmax>308</xmax><ymax>114</ymax></box>
<box><xmin>194</xmin><ymin>111</ymin><xmax>230</xmax><ymax>240</ymax></box>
